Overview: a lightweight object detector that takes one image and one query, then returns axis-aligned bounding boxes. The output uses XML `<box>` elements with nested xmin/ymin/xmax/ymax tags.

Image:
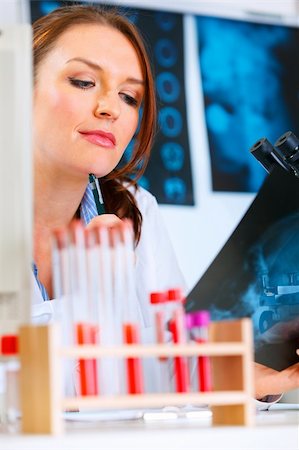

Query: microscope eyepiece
<box><xmin>250</xmin><ymin>130</ymin><xmax>299</xmax><ymax>177</ymax></box>
<box><xmin>250</xmin><ymin>137</ymin><xmax>278</xmax><ymax>173</ymax></box>
<box><xmin>275</xmin><ymin>130</ymin><xmax>299</xmax><ymax>160</ymax></box>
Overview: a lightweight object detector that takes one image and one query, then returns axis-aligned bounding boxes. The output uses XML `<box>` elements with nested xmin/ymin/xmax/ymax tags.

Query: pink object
<box><xmin>186</xmin><ymin>310</ymin><xmax>212</xmax><ymax>392</ymax></box>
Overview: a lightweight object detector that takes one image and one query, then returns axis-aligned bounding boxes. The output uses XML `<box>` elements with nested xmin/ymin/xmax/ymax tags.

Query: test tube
<box><xmin>169</xmin><ymin>310</ymin><xmax>190</xmax><ymax>393</ymax></box>
<box><xmin>167</xmin><ymin>288</ymin><xmax>189</xmax><ymax>393</ymax></box>
<box><xmin>0</xmin><ymin>344</ymin><xmax>5</xmax><ymax>424</ymax></box>
<box><xmin>123</xmin><ymin>323</ymin><xmax>143</xmax><ymax>394</ymax></box>
<box><xmin>85</xmin><ymin>227</ymin><xmax>101</xmax><ymax>394</ymax></box>
<box><xmin>150</xmin><ymin>291</ymin><xmax>167</xmax><ymax>358</ymax></box>
<box><xmin>166</xmin><ymin>288</ymin><xmax>186</xmax><ymax>322</ymax></box>
<box><xmin>76</xmin><ymin>323</ymin><xmax>98</xmax><ymax>396</ymax></box>
<box><xmin>70</xmin><ymin>221</ymin><xmax>98</xmax><ymax>396</ymax></box>
<box><xmin>186</xmin><ymin>310</ymin><xmax>212</xmax><ymax>392</ymax></box>
<box><xmin>122</xmin><ymin>220</ymin><xmax>144</xmax><ymax>395</ymax></box>
<box><xmin>109</xmin><ymin>225</ymin><xmax>126</xmax><ymax>394</ymax></box>
<box><xmin>150</xmin><ymin>291</ymin><xmax>170</xmax><ymax>393</ymax></box>
<box><xmin>52</xmin><ymin>226</ymin><xmax>77</xmax><ymax>398</ymax></box>
<box><xmin>52</xmin><ymin>227</ymin><xmax>72</xmax><ymax>301</ymax></box>
<box><xmin>1</xmin><ymin>335</ymin><xmax>19</xmax><ymax>424</ymax></box>
<box><xmin>96</xmin><ymin>224</ymin><xmax>122</xmax><ymax>395</ymax></box>
<box><xmin>52</xmin><ymin>227</ymin><xmax>74</xmax><ymax>339</ymax></box>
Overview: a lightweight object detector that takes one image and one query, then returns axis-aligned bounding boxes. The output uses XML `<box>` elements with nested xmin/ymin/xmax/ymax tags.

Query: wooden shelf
<box><xmin>62</xmin><ymin>391</ymin><xmax>249</xmax><ymax>410</ymax></box>
<box><xmin>60</xmin><ymin>342</ymin><xmax>247</xmax><ymax>358</ymax></box>
<box><xmin>19</xmin><ymin>318</ymin><xmax>255</xmax><ymax>434</ymax></box>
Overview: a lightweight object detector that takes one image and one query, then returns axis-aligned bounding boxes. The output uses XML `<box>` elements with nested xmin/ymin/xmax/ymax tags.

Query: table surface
<box><xmin>0</xmin><ymin>404</ymin><xmax>298</xmax><ymax>450</ymax></box>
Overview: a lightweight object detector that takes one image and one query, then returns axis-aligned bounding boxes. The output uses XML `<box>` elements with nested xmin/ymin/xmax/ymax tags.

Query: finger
<box><xmin>86</xmin><ymin>214</ymin><xmax>123</xmax><ymax>230</ymax></box>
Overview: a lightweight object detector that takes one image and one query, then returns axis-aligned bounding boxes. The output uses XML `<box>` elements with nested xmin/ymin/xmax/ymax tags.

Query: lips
<box><xmin>79</xmin><ymin>130</ymin><xmax>116</xmax><ymax>148</ymax></box>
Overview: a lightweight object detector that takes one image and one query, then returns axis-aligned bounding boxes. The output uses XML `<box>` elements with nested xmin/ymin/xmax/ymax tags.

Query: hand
<box><xmin>254</xmin><ymin>360</ymin><xmax>299</xmax><ymax>399</ymax></box>
<box><xmin>86</xmin><ymin>213</ymin><xmax>123</xmax><ymax>230</ymax></box>
<box><xmin>85</xmin><ymin>216</ymin><xmax>135</xmax><ymax>260</ymax></box>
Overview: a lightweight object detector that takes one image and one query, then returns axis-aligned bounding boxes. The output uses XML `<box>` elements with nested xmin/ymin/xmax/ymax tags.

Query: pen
<box><xmin>89</xmin><ymin>173</ymin><xmax>106</xmax><ymax>215</ymax></box>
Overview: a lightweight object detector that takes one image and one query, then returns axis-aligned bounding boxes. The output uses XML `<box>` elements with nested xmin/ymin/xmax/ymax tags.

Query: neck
<box><xmin>34</xmin><ymin>163</ymin><xmax>87</xmax><ymax>231</ymax></box>
<box><xmin>33</xmin><ymin>161</ymin><xmax>89</xmax><ymax>298</ymax></box>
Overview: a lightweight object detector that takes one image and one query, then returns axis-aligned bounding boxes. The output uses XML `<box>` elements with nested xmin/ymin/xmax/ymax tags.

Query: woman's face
<box><xmin>33</xmin><ymin>24</ymin><xmax>144</xmax><ymax>179</ymax></box>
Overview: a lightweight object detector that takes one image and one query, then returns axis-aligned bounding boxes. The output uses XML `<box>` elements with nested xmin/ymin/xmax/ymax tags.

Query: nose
<box><xmin>94</xmin><ymin>91</ymin><xmax>120</xmax><ymax>121</ymax></box>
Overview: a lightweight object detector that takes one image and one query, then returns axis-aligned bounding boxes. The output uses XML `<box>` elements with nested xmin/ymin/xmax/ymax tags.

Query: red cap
<box><xmin>1</xmin><ymin>335</ymin><xmax>19</xmax><ymax>355</ymax></box>
<box><xmin>150</xmin><ymin>291</ymin><xmax>166</xmax><ymax>304</ymax></box>
<box><xmin>167</xmin><ymin>288</ymin><xmax>184</xmax><ymax>302</ymax></box>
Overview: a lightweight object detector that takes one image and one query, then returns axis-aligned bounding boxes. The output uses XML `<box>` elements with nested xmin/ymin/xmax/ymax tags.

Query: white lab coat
<box><xmin>31</xmin><ymin>186</ymin><xmax>186</xmax><ymax>323</ymax></box>
<box><xmin>30</xmin><ymin>186</ymin><xmax>281</xmax><ymax>405</ymax></box>
<box><xmin>31</xmin><ymin>187</ymin><xmax>186</xmax><ymax>394</ymax></box>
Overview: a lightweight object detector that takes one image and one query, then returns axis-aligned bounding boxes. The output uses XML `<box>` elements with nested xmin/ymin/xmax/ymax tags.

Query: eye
<box><xmin>120</xmin><ymin>93</ymin><xmax>138</xmax><ymax>107</ymax></box>
<box><xmin>68</xmin><ymin>77</ymin><xmax>95</xmax><ymax>90</ymax></box>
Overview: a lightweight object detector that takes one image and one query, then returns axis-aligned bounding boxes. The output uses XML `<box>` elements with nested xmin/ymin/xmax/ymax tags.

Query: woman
<box><xmin>31</xmin><ymin>4</ymin><xmax>185</xmax><ymax>329</ymax></box>
<box><xmin>31</xmin><ymin>4</ymin><xmax>298</xmax><ymax>402</ymax></box>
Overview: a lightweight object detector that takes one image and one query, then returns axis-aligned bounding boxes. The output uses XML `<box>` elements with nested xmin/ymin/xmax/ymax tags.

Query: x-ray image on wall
<box><xmin>123</xmin><ymin>9</ymin><xmax>194</xmax><ymax>205</ymax></box>
<box><xmin>186</xmin><ymin>166</ymin><xmax>299</xmax><ymax>371</ymax></box>
<box><xmin>196</xmin><ymin>16</ymin><xmax>299</xmax><ymax>192</ymax></box>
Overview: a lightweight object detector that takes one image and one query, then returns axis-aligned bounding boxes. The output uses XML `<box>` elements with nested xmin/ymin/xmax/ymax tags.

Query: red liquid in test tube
<box><xmin>123</xmin><ymin>323</ymin><xmax>143</xmax><ymax>394</ymax></box>
<box><xmin>121</xmin><ymin>221</ymin><xmax>144</xmax><ymax>395</ymax></box>
<box><xmin>76</xmin><ymin>323</ymin><xmax>98</xmax><ymax>396</ymax></box>
<box><xmin>167</xmin><ymin>288</ymin><xmax>190</xmax><ymax>393</ymax></box>
<box><xmin>72</xmin><ymin>222</ymin><xmax>99</xmax><ymax>396</ymax></box>
<box><xmin>1</xmin><ymin>335</ymin><xmax>20</xmax><ymax>422</ymax></box>
<box><xmin>169</xmin><ymin>309</ymin><xmax>190</xmax><ymax>393</ymax></box>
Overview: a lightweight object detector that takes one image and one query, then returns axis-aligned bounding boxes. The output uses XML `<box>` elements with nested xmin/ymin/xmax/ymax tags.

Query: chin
<box><xmin>87</xmin><ymin>168</ymin><xmax>113</xmax><ymax>179</ymax></box>
<box><xmin>90</xmin><ymin>162</ymin><xmax>120</xmax><ymax>178</ymax></box>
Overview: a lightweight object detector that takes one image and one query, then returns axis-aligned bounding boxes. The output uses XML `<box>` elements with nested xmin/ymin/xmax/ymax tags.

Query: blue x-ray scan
<box><xmin>205</xmin><ymin>212</ymin><xmax>299</xmax><ymax>344</ymax></box>
<box><xmin>252</xmin><ymin>215</ymin><xmax>299</xmax><ymax>337</ymax></box>
<box><xmin>196</xmin><ymin>16</ymin><xmax>299</xmax><ymax>192</ymax></box>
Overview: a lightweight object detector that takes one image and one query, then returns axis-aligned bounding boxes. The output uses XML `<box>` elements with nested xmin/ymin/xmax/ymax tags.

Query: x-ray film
<box><xmin>187</xmin><ymin>165</ymin><xmax>299</xmax><ymax>370</ymax></box>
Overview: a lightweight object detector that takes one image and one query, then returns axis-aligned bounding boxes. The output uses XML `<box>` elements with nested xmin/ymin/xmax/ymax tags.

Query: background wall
<box><xmin>160</xmin><ymin>14</ymin><xmax>254</xmax><ymax>291</ymax></box>
<box><xmin>0</xmin><ymin>0</ymin><xmax>30</xmax><ymax>24</ymax></box>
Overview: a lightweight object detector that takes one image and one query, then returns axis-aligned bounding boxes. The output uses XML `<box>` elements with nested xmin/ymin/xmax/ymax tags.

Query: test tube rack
<box><xmin>18</xmin><ymin>317</ymin><xmax>255</xmax><ymax>434</ymax></box>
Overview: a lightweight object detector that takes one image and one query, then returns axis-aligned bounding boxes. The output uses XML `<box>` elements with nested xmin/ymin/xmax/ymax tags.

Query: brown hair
<box><xmin>33</xmin><ymin>4</ymin><xmax>157</xmax><ymax>243</ymax></box>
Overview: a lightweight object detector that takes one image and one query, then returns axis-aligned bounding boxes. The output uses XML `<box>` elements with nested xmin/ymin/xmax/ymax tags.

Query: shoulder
<box><xmin>128</xmin><ymin>184</ymin><xmax>159</xmax><ymax>214</ymax></box>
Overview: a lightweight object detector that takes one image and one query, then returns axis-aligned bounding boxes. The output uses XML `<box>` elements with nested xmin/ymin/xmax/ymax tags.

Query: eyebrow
<box><xmin>66</xmin><ymin>57</ymin><xmax>144</xmax><ymax>85</ymax></box>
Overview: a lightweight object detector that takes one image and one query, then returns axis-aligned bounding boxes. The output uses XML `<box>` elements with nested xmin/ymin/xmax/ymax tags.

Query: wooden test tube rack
<box><xmin>18</xmin><ymin>318</ymin><xmax>255</xmax><ymax>434</ymax></box>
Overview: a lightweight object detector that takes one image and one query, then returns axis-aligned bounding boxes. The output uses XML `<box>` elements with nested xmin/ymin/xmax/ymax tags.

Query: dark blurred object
<box><xmin>250</xmin><ymin>131</ymin><xmax>299</xmax><ymax>177</ymax></box>
<box><xmin>274</xmin><ymin>131</ymin><xmax>299</xmax><ymax>177</ymax></box>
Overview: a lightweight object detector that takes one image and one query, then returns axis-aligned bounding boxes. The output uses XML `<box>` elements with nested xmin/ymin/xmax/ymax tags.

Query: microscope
<box><xmin>250</xmin><ymin>130</ymin><xmax>299</xmax><ymax>178</ymax></box>
<box><xmin>250</xmin><ymin>131</ymin><xmax>299</xmax><ymax>333</ymax></box>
